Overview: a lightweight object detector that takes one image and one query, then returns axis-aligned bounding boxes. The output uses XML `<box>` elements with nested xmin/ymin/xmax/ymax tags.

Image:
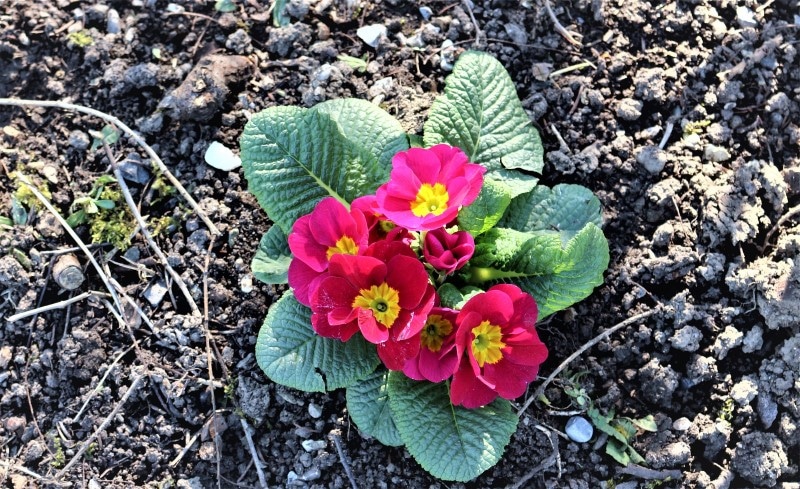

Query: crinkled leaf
<box><xmin>346</xmin><ymin>370</ymin><xmax>403</xmax><ymax>447</ymax></box>
<box><xmin>468</xmin><ymin>224</ymin><xmax>608</xmax><ymax>318</ymax></box>
<box><xmin>424</xmin><ymin>51</ymin><xmax>543</xmax><ymax>197</ymax></box>
<box><xmin>457</xmin><ymin>178</ymin><xmax>512</xmax><ymax>236</ymax></box>
<box><xmin>313</xmin><ymin>98</ymin><xmax>408</xmax><ymax>172</ymax></box>
<box><xmin>255</xmin><ymin>293</ymin><xmax>380</xmax><ymax>392</ymax></box>
<box><xmin>387</xmin><ymin>372</ymin><xmax>518</xmax><ymax>482</ymax></box>
<box><xmin>251</xmin><ymin>225</ymin><xmax>291</xmax><ymax>284</ymax></box>
<box><xmin>437</xmin><ymin>283</ymin><xmax>465</xmax><ymax>309</ymax></box>
<box><xmin>240</xmin><ymin>106</ymin><xmax>385</xmax><ymax>233</ymax></box>
<box><xmin>501</xmin><ymin>184</ymin><xmax>603</xmax><ymax>243</ymax></box>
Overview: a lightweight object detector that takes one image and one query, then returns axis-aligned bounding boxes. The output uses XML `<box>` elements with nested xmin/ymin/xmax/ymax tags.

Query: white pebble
<box><xmin>356</xmin><ymin>24</ymin><xmax>386</xmax><ymax>48</ymax></box>
<box><xmin>308</xmin><ymin>402</ymin><xmax>323</xmax><ymax>418</ymax></box>
<box><xmin>565</xmin><ymin>416</ymin><xmax>593</xmax><ymax>443</ymax></box>
<box><xmin>301</xmin><ymin>439</ymin><xmax>326</xmax><ymax>452</ymax></box>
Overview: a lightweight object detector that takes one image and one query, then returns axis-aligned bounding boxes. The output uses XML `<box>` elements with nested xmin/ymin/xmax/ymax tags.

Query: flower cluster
<box><xmin>288</xmin><ymin>144</ymin><xmax>548</xmax><ymax>408</ymax></box>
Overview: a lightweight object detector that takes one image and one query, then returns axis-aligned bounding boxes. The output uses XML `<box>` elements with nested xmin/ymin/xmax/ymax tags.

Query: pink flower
<box><xmin>375</xmin><ymin>145</ymin><xmax>485</xmax><ymax>231</ymax></box>
<box><xmin>423</xmin><ymin>228</ymin><xmax>475</xmax><ymax>274</ymax></box>
<box><xmin>402</xmin><ymin>307</ymin><xmax>459</xmax><ymax>383</ymax></box>
<box><xmin>310</xmin><ymin>251</ymin><xmax>436</xmax><ymax>370</ymax></box>
<box><xmin>287</xmin><ymin>197</ymin><xmax>368</xmax><ymax>306</ymax></box>
<box><xmin>352</xmin><ymin>194</ymin><xmax>410</xmax><ymax>244</ymax></box>
<box><xmin>450</xmin><ymin>284</ymin><xmax>548</xmax><ymax>409</ymax></box>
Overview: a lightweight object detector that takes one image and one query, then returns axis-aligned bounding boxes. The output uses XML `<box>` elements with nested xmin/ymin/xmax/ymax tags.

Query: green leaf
<box><xmin>346</xmin><ymin>370</ymin><xmax>403</xmax><ymax>447</ymax></box>
<box><xmin>436</xmin><ymin>283</ymin><xmax>465</xmax><ymax>309</ymax></box>
<box><xmin>424</xmin><ymin>51</ymin><xmax>543</xmax><ymax>197</ymax></box>
<box><xmin>251</xmin><ymin>225</ymin><xmax>292</xmax><ymax>284</ymax></box>
<box><xmin>457</xmin><ymin>178</ymin><xmax>512</xmax><ymax>236</ymax></box>
<box><xmin>631</xmin><ymin>415</ymin><xmax>658</xmax><ymax>432</ymax></box>
<box><xmin>10</xmin><ymin>197</ymin><xmax>27</xmax><ymax>226</ymax></box>
<box><xmin>273</xmin><ymin>0</ymin><xmax>290</xmax><ymax>26</ymax></box>
<box><xmin>214</xmin><ymin>0</ymin><xmax>236</xmax><ymax>12</ymax></box>
<box><xmin>240</xmin><ymin>106</ymin><xmax>386</xmax><ymax>233</ymax></box>
<box><xmin>501</xmin><ymin>184</ymin><xmax>603</xmax><ymax>243</ymax></box>
<box><xmin>89</xmin><ymin>124</ymin><xmax>120</xmax><ymax>152</ymax></box>
<box><xmin>336</xmin><ymin>54</ymin><xmax>368</xmax><ymax>73</ymax></box>
<box><xmin>606</xmin><ymin>439</ymin><xmax>631</xmax><ymax>466</ymax></box>
<box><xmin>312</xmin><ymin>98</ymin><xmax>408</xmax><ymax>173</ymax></box>
<box><xmin>467</xmin><ymin>224</ymin><xmax>608</xmax><ymax>319</ymax></box>
<box><xmin>94</xmin><ymin>199</ymin><xmax>116</xmax><ymax>210</ymax></box>
<box><xmin>255</xmin><ymin>293</ymin><xmax>380</xmax><ymax>392</ymax></box>
<box><xmin>387</xmin><ymin>372</ymin><xmax>518</xmax><ymax>482</ymax></box>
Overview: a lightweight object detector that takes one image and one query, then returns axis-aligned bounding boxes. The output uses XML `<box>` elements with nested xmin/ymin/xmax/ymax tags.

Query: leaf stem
<box><xmin>465</xmin><ymin>266</ymin><xmax>528</xmax><ymax>283</ymax></box>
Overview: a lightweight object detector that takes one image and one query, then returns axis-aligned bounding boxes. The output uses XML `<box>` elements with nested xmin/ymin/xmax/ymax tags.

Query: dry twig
<box><xmin>543</xmin><ymin>0</ymin><xmax>582</xmax><ymax>46</ymax></box>
<box><xmin>0</xmin><ymin>97</ymin><xmax>220</xmax><ymax>236</ymax></box>
<box><xmin>518</xmin><ymin>307</ymin><xmax>664</xmax><ymax>417</ymax></box>
<box><xmin>54</xmin><ymin>369</ymin><xmax>145</xmax><ymax>480</ymax></box>
<box><xmin>240</xmin><ymin>418</ymin><xmax>269</xmax><ymax>489</ymax></box>
<box><xmin>618</xmin><ymin>463</ymin><xmax>681</xmax><ymax>480</ymax></box>
<box><xmin>101</xmin><ymin>140</ymin><xmax>201</xmax><ymax>316</ymax></box>
<box><xmin>5</xmin><ymin>291</ymin><xmax>97</xmax><ymax>323</ymax></box>
<box><xmin>331</xmin><ymin>432</ymin><xmax>358</xmax><ymax>489</ymax></box>
<box><xmin>760</xmin><ymin>201</ymin><xmax>800</xmax><ymax>253</ymax></box>
<box><xmin>18</xmin><ymin>181</ymin><xmax>126</xmax><ymax>317</ymax></box>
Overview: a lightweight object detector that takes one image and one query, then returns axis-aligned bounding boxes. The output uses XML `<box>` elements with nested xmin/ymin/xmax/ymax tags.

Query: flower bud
<box><xmin>423</xmin><ymin>227</ymin><xmax>475</xmax><ymax>274</ymax></box>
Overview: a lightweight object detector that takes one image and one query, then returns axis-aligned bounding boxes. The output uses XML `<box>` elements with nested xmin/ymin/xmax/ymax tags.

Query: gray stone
<box><xmin>636</xmin><ymin>145</ymin><xmax>668</xmax><ymax>174</ymax></box>
<box><xmin>731</xmin><ymin>432</ymin><xmax>788</xmax><ymax>487</ymax></box>
<box><xmin>713</xmin><ymin>326</ymin><xmax>743</xmax><ymax>360</ymax></box>
<box><xmin>743</xmin><ymin>326</ymin><xmax>764</xmax><ymax>353</ymax></box>
<box><xmin>645</xmin><ymin>441</ymin><xmax>691</xmax><ymax>469</ymax></box>
<box><xmin>301</xmin><ymin>439</ymin><xmax>326</xmax><ymax>452</ymax></box>
<box><xmin>670</xmin><ymin>325</ymin><xmax>702</xmax><ymax>352</ymax></box>
<box><xmin>308</xmin><ymin>403</ymin><xmax>323</xmax><ymax>419</ymax></box>
<box><xmin>639</xmin><ymin>358</ymin><xmax>679</xmax><ymax>405</ymax></box>
<box><xmin>758</xmin><ymin>392</ymin><xmax>779</xmax><ymax>429</ymax></box>
<box><xmin>616</xmin><ymin>98</ymin><xmax>643</xmax><ymax>121</ymax></box>
<box><xmin>237</xmin><ymin>376</ymin><xmax>271</xmax><ymax>425</ymax></box>
<box><xmin>730</xmin><ymin>376</ymin><xmax>759</xmax><ymax>406</ymax></box>
<box><xmin>565</xmin><ymin>416</ymin><xmax>593</xmax><ymax>443</ymax></box>
<box><xmin>142</xmin><ymin>278</ymin><xmax>168</xmax><ymax>307</ymax></box>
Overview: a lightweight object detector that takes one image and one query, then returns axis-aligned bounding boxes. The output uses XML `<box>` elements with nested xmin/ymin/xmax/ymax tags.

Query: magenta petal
<box><xmin>385</xmin><ymin>255</ymin><xmax>429</xmax><ymax>309</ymax></box>
<box><xmin>288</xmin><ymin>259</ymin><xmax>324</xmax><ymax>306</ymax></box>
<box><xmin>450</xmin><ymin>357</ymin><xmax>498</xmax><ymax>408</ymax></box>
<box><xmin>358</xmin><ymin>309</ymin><xmax>390</xmax><ymax>344</ymax></box>
<box><xmin>417</xmin><ymin>345</ymin><xmax>458</xmax><ymax>383</ymax></box>
<box><xmin>378</xmin><ymin>336</ymin><xmax>420</xmax><ymax>371</ymax></box>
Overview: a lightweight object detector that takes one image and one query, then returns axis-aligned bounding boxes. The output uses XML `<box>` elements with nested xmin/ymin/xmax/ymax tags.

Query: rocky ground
<box><xmin>0</xmin><ymin>0</ymin><xmax>799</xmax><ymax>488</ymax></box>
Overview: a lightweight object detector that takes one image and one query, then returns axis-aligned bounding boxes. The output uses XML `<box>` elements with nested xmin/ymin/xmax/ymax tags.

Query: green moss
<box><xmin>67</xmin><ymin>30</ymin><xmax>94</xmax><ymax>48</ymax></box>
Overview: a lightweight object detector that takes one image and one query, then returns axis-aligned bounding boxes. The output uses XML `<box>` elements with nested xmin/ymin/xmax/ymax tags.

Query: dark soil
<box><xmin>1</xmin><ymin>1</ymin><xmax>799</xmax><ymax>488</ymax></box>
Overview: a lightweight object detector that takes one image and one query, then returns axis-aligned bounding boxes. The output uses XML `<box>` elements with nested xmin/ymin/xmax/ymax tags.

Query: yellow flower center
<box><xmin>411</xmin><ymin>183</ymin><xmax>449</xmax><ymax>217</ymax></box>
<box><xmin>420</xmin><ymin>315</ymin><xmax>454</xmax><ymax>352</ymax></box>
<box><xmin>352</xmin><ymin>282</ymin><xmax>401</xmax><ymax>328</ymax></box>
<box><xmin>471</xmin><ymin>321</ymin><xmax>505</xmax><ymax>367</ymax></box>
<box><xmin>326</xmin><ymin>235</ymin><xmax>359</xmax><ymax>260</ymax></box>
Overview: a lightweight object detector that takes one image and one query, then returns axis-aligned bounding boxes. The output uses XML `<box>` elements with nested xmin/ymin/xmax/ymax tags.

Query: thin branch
<box><xmin>0</xmin><ymin>460</ymin><xmax>50</xmax><ymax>482</ymax></box>
<box><xmin>617</xmin><ymin>463</ymin><xmax>682</xmax><ymax>480</ymax></box>
<box><xmin>760</xmin><ymin>201</ymin><xmax>800</xmax><ymax>253</ymax></box>
<box><xmin>518</xmin><ymin>307</ymin><xmax>664</xmax><ymax>417</ymax></box>
<box><xmin>71</xmin><ymin>346</ymin><xmax>135</xmax><ymax>424</ymax></box>
<box><xmin>102</xmin><ymin>140</ymin><xmax>201</xmax><ymax>316</ymax></box>
<box><xmin>461</xmin><ymin>0</ymin><xmax>483</xmax><ymax>46</ymax></box>
<box><xmin>6</xmin><ymin>291</ymin><xmax>97</xmax><ymax>323</ymax></box>
<box><xmin>240</xmin><ymin>418</ymin><xmax>268</xmax><ymax>489</ymax></box>
<box><xmin>0</xmin><ymin>97</ymin><xmax>220</xmax><ymax>236</ymax></box>
<box><xmin>18</xmin><ymin>180</ymin><xmax>125</xmax><ymax>317</ymax></box>
<box><xmin>331</xmin><ymin>432</ymin><xmax>358</xmax><ymax>489</ymax></box>
<box><xmin>543</xmin><ymin>0</ymin><xmax>582</xmax><ymax>46</ymax></box>
<box><xmin>54</xmin><ymin>370</ymin><xmax>145</xmax><ymax>480</ymax></box>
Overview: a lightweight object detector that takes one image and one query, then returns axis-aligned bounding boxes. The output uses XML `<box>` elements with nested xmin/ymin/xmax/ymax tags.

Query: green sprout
<box><xmin>66</xmin><ymin>30</ymin><xmax>94</xmax><ymax>48</ymax></box>
<box><xmin>67</xmin><ymin>176</ymin><xmax>136</xmax><ymax>249</ymax></box>
<box><xmin>337</xmin><ymin>54</ymin><xmax>369</xmax><ymax>73</ymax></box>
<box><xmin>215</xmin><ymin>0</ymin><xmax>236</xmax><ymax>12</ymax></box>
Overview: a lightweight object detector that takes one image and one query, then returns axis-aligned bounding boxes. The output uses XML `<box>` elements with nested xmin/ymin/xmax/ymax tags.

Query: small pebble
<box><xmin>356</xmin><ymin>24</ymin><xmax>386</xmax><ymax>48</ymax></box>
<box><xmin>565</xmin><ymin>416</ymin><xmax>593</xmax><ymax>443</ymax></box>
<box><xmin>636</xmin><ymin>145</ymin><xmax>667</xmax><ymax>174</ymax></box>
<box><xmin>107</xmin><ymin>8</ymin><xmax>121</xmax><ymax>34</ymax></box>
<box><xmin>301</xmin><ymin>439</ymin><xmax>326</xmax><ymax>452</ymax></box>
<box><xmin>419</xmin><ymin>6</ymin><xmax>433</xmax><ymax>20</ymax></box>
<box><xmin>308</xmin><ymin>403</ymin><xmax>323</xmax><ymax>418</ymax></box>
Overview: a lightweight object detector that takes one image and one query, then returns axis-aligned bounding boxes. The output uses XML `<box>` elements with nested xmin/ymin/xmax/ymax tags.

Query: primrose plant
<box><xmin>240</xmin><ymin>51</ymin><xmax>609</xmax><ymax>482</ymax></box>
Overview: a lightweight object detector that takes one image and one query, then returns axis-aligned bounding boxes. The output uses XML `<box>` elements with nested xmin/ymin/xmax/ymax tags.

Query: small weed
<box><xmin>683</xmin><ymin>119</ymin><xmax>711</xmax><ymax>136</ymax></box>
<box><xmin>215</xmin><ymin>0</ymin><xmax>236</xmax><ymax>13</ymax></box>
<box><xmin>66</xmin><ymin>30</ymin><xmax>94</xmax><ymax>48</ymax></box>
<box><xmin>337</xmin><ymin>54</ymin><xmax>369</xmax><ymax>73</ymax></box>
<box><xmin>718</xmin><ymin>397</ymin><xmax>735</xmax><ymax>422</ymax></box>
<box><xmin>11</xmin><ymin>171</ymin><xmax>51</xmax><ymax>211</ymax></box>
<box><xmin>68</xmin><ymin>176</ymin><xmax>136</xmax><ymax>249</ymax></box>
<box><xmin>50</xmin><ymin>434</ymin><xmax>66</xmax><ymax>468</ymax></box>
